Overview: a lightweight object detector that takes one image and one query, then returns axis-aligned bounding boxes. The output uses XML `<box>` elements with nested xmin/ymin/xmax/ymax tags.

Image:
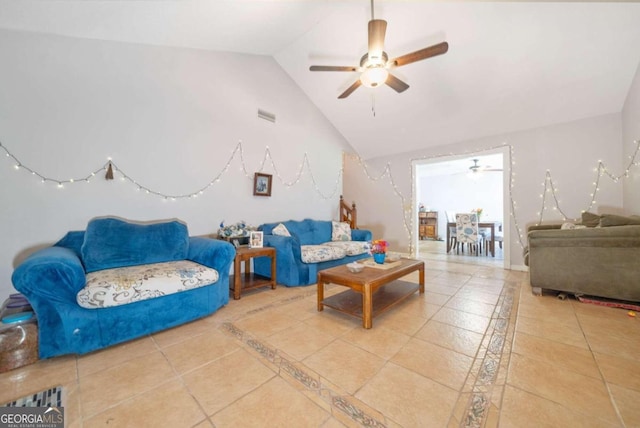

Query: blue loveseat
<box><xmin>254</xmin><ymin>219</ymin><xmax>372</xmax><ymax>286</ymax></box>
<box><xmin>11</xmin><ymin>217</ymin><xmax>235</xmax><ymax>359</ymax></box>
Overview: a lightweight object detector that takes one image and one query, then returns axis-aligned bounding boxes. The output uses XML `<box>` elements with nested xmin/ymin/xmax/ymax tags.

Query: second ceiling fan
<box><xmin>310</xmin><ymin>0</ymin><xmax>449</xmax><ymax>99</ymax></box>
<box><xmin>469</xmin><ymin>159</ymin><xmax>503</xmax><ymax>174</ymax></box>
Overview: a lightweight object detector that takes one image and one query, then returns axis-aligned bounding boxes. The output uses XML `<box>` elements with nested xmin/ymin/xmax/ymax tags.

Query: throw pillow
<box><xmin>561</xmin><ymin>222</ymin><xmax>586</xmax><ymax>230</ymax></box>
<box><xmin>331</xmin><ymin>221</ymin><xmax>352</xmax><ymax>241</ymax></box>
<box><xmin>272</xmin><ymin>223</ymin><xmax>291</xmax><ymax>237</ymax></box>
<box><xmin>599</xmin><ymin>214</ymin><xmax>640</xmax><ymax>227</ymax></box>
<box><xmin>581</xmin><ymin>211</ymin><xmax>601</xmax><ymax>227</ymax></box>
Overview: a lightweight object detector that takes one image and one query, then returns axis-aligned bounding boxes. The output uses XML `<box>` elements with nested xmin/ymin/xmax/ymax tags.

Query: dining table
<box><xmin>446</xmin><ymin>220</ymin><xmax>503</xmax><ymax>257</ymax></box>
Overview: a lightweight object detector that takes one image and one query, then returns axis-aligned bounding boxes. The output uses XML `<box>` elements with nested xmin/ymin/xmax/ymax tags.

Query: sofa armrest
<box><xmin>527</xmin><ymin>224</ymin><xmax>562</xmax><ymax>233</ymax></box>
<box><xmin>12</xmin><ymin>246</ymin><xmax>86</xmax><ymax>303</ymax></box>
<box><xmin>352</xmin><ymin>229</ymin><xmax>372</xmax><ymax>242</ymax></box>
<box><xmin>253</xmin><ymin>234</ymin><xmax>306</xmax><ymax>286</ymax></box>
<box><xmin>263</xmin><ymin>234</ymin><xmax>301</xmax><ymax>264</ymax></box>
<box><xmin>187</xmin><ymin>237</ymin><xmax>235</xmax><ymax>272</ymax></box>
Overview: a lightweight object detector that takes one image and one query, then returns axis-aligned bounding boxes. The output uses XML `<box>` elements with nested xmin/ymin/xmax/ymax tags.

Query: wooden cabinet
<box><xmin>419</xmin><ymin>211</ymin><xmax>438</xmax><ymax>240</ymax></box>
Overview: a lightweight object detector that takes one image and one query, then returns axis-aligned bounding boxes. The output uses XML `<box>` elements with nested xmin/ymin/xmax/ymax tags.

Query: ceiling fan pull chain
<box><xmin>371</xmin><ymin>93</ymin><xmax>376</xmax><ymax>117</ymax></box>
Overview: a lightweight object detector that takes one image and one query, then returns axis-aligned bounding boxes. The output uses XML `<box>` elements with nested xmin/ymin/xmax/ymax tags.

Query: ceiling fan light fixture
<box><xmin>308</xmin><ymin>0</ymin><xmax>448</xmax><ymax>99</ymax></box>
<box><xmin>360</xmin><ymin>66</ymin><xmax>389</xmax><ymax>88</ymax></box>
<box><xmin>360</xmin><ymin>51</ymin><xmax>388</xmax><ymax>68</ymax></box>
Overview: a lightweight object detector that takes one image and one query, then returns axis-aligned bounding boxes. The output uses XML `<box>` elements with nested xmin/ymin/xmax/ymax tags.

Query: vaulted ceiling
<box><xmin>1</xmin><ymin>1</ymin><xmax>640</xmax><ymax>160</ymax></box>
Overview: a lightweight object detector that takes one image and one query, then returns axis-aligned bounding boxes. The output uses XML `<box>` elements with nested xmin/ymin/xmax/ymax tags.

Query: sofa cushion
<box><xmin>282</xmin><ymin>219</ymin><xmax>331</xmax><ymax>245</ymax></box>
<box><xmin>272</xmin><ymin>223</ymin><xmax>291</xmax><ymax>237</ymax></box>
<box><xmin>81</xmin><ymin>217</ymin><xmax>190</xmax><ymax>273</ymax></box>
<box><xmin>76</xmin><ymin>260</ymin><xmax>218</xmax><ymax>308</ymax></box>
<box><xmin>581</xmin><ymin>211</ymin><xmax>601</xmax><ymax>227</ymax></box>
<box><xmin>599</xmin><ymin>214</ymin><xmax>640</xmax><ymax>227</ymax></box>
<box><xmin>324</xmin><ymin>241</ymin><xmax>369</xmax><ymax>256</ymax></box>
<box><xmin>331</xmin><ymin>221</ymin><xmax>352</xmax><ymax>241</ymax></box>
<box><xmin>300</xmin><ymin>245</ymin><xmax>346</xmax><ymax>263</ymax></box>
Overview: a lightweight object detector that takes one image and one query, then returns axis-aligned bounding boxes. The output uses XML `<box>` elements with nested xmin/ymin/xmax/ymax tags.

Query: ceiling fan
<box><xmin>309</xmin><ymin>0</ymin><xmax>448</xmax><ymax>99</ymax></box>
<box><xmin>469</xmin><ymin>159</ymin><xmax>502</xmax><ymax>174</ymax></box>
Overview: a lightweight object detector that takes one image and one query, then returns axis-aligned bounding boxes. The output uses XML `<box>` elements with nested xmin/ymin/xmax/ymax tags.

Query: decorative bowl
<box><xmin>346</xmin><ymin>262</ymin><xmax>364</xmax><ymax>273</ymax></box>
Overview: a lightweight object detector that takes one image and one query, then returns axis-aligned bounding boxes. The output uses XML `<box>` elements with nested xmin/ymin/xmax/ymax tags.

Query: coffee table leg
<box><xmin>270</xmin><ymin>253</ymin><xmax>277</xmax><ymax>289</ymax></box>
<box><xmin>317</xmin><ymin>280</ymin><xmax>325</xmax><ymax>312</ymax></box>
<box><xmin>419</xmin><ymin>265</ymin><xmax>425</xmax><ymax>294</ymax></box>
<box><xmin>233</xmin><ymin>257</ymin><xmax>242</xmax><ymax>300</ymax></box>
<box><xmin>363</xmin><ymin>284</ymin><xmax>373</xmax><ymax>329</ymax></box>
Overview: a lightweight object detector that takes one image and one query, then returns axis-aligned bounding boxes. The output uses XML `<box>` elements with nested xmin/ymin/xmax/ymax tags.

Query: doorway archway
<box><xmin>411</xmin><ymin>146</ymin><xmax>510</xmax><ymax>269</ymax></box>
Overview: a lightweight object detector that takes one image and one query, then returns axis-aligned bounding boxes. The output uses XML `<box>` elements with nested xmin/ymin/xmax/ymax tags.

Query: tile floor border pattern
<box><xmin>458</xmin><ymin>281</ymin><xmax>519</xmax><ymax>428</ymax></box>
<box><xmin>220</xmin><ymin>320</ymin><xmax>388</xmax><ymax>427</ymax></box>
<box><xmin>2</xmin><ymin>385</ymin><xmax>63</xmax><ymax>408</ymax></box>
<box><xmin>220</xmin><ymin>284</ymin><xmax>391</xmax><ymax>427</ymax></box>
<box><xmin>220</xmin><ymin>280</ymin><xmax>519</xmax><ymax>428</ymax></box>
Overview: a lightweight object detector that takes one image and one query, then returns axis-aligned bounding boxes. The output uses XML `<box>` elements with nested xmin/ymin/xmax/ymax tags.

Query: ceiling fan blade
<box><xmin>385</xmin><ymin>73</ymin><xmax>409</xmax><ymax>93</ymax></box>
<box><xmin>310</xmin><ymin>65</ymin><xmax>358</xmax><ymax>72</ymax></box>
<box><xmin>368</xmin><ymin>19</ymin><xmax>387</xmax><ymax>62</ymax></box>
<box><xmin>392</xmin><ymin>41</ymin><xmax>449</xmax><ymax>67</ymax></box>
<box><xmin>338</xmin><ymin>80</ymin><xmax>362</xmax><ymax>99</ymax></box>
<box><xmin>470</xmin><ymin>159</ymin><xmax>503</xmax><ymax>172</ymax></box>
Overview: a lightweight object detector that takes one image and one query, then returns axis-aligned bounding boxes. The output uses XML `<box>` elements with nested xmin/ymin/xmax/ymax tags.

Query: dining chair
<box><xmin>445</xmin><ymin>211</ymin><xmax>458</xmax><ymax>251</ymax></box>
<box><xmin>484</xmin><ymin>223</ymin><xmax>503</xmax><ymax>255</ymax></box>
<box><xmin>495</xmin><ymin>222</ymin><xmax>503</xmax><ymax>249</ymax></box>
<box><xmin>494</xmin><ymin>233</ymin><xmax>503</xmax><ymax>249</ymax></box>
<box><xmin>455</xmin><ymin>213</ymin><xmax>484</xmax><ymax>255</ymax></box>
<box><xmin>478</xmin><ymin>224</ymin><xmax>490</xmax><ymax>255</ymax></box>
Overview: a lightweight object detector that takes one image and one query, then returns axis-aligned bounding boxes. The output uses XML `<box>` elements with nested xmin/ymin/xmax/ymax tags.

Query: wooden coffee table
<box><xmin>317</xmin><ymin>258</ymin><xmax>425</xmax><ymax>328</ymax></box>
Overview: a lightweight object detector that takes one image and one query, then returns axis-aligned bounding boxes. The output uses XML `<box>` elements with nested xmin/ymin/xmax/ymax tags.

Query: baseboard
<box><xmin>509</xmin><ymin>264</ymin><xmax>529</xmax><ymax>272</ymax></box>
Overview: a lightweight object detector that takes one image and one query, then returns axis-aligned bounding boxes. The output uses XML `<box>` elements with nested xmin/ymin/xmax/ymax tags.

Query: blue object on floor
<box><xmin>1</xmin><ymin>311</ymin><xmax>34</xmax><ymax>324</ymax></box>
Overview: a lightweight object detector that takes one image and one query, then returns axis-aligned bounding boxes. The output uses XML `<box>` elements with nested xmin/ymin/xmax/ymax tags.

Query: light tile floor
<box><xmin>2</xmin><ymin>244</ymin><xmax>639</xmax><ymax>427</ymax></box>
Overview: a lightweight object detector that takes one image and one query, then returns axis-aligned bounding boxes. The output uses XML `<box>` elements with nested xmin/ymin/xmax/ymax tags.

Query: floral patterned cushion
<box><xmin>77</xmin><ymin>260</ymin><xmax>219</xmax><ymax>309</ymax></box>
<box><xmin>456</xmin><ymin>213</ymin><xmax>482</xmax><ymax>244</ymax></box>
<box><xmin>300</xmin><ymin>245</ymin><xmax>346</xmax><ymax>263</ymax></box>
<box><xmin>331</xmin><ymin>221</ymin><xmax>352</xmax><ymax>241</ymax></box>
<box><xmin>324</xmin><ymin>241</ymin><xmax>369</xmax><ymax>256</ymax></box>
<box><xmin>272</xmin><ymin>223</ymin><xmax>291</xmax><ymax>237</ymax></box>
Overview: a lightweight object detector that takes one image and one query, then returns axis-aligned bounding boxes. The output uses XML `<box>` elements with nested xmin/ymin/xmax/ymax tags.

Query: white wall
<box><xmin>622</xmin><ymin>61</ymin><xmax>640</xmax><ymax>214</ymax></box>
<box><xmin>344</xmin><ymin>113</ymin><xmax>624</xmax><ymax>269</ymax></box>
<box><xmin>0</xmin><ymin>29</ymin><xmax>352</xmax><ymax>297</ymax></box>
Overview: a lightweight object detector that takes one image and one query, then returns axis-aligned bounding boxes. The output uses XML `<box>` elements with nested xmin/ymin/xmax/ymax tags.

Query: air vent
<box><xmin>257</xmin><ymin>109</ymin><xmax>276</xmax><ymax>123</ymax></box>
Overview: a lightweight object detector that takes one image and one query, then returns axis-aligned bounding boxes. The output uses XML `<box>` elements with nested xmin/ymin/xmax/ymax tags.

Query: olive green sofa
<box><xmin>525</xmin><ymin>213</ymin><xmax>640</xmax><ymax>302</ymax></box>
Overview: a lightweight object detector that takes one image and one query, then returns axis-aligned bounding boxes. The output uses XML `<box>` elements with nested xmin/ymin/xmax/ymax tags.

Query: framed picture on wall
<box><xmin>253</xmin><ymin>173</ymin><xmax>272</xmax><ymax>197</ymax></box>
<box><xmin>249</xmin><ymin>231</ymin><xmax>264</xmax><ymax>248</ymax></box>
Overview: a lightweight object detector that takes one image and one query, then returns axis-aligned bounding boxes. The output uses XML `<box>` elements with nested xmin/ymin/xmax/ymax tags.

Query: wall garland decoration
<box><xmin>348</xmin><ymin>139</ymin><xmax>640</xmax><ymax>254</ymax></box>
<box><xmin>0</xmin><ymin>141</ymin><xmax>342</xmax><ymax>201</ymax></box>
<box><xmin>2</xmin><ymin>137</ymin><xmax>639</xmax><ymax>254</ymax></box>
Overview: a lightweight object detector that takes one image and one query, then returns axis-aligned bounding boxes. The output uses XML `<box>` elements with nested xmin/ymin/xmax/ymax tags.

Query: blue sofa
<box><xmin>254</xmin><ymin>219</ymin><xmax>372</xmax><ymax>286</ymax></box>
<box><xmin>11</xmin><ymin>217</ymin><xmax>235</xmax><ymax>359</ymax></box>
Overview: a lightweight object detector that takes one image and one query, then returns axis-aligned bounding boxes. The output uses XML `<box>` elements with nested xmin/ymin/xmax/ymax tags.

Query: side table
<box><xmin>230</xmin><ymin>246</ymin><xmax>276</xmax><ymax>300</ymax></box>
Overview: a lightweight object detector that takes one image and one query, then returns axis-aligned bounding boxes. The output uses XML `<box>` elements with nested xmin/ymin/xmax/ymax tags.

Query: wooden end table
<box><xmin>230</xmin><ymin>246</ymin><xmax>276</xmax><ymax>300</ymax></box>
<box><xmin>317</xmin><ymin>258</ymin><xmax>424</xmax><ymax>328</ymax></box>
